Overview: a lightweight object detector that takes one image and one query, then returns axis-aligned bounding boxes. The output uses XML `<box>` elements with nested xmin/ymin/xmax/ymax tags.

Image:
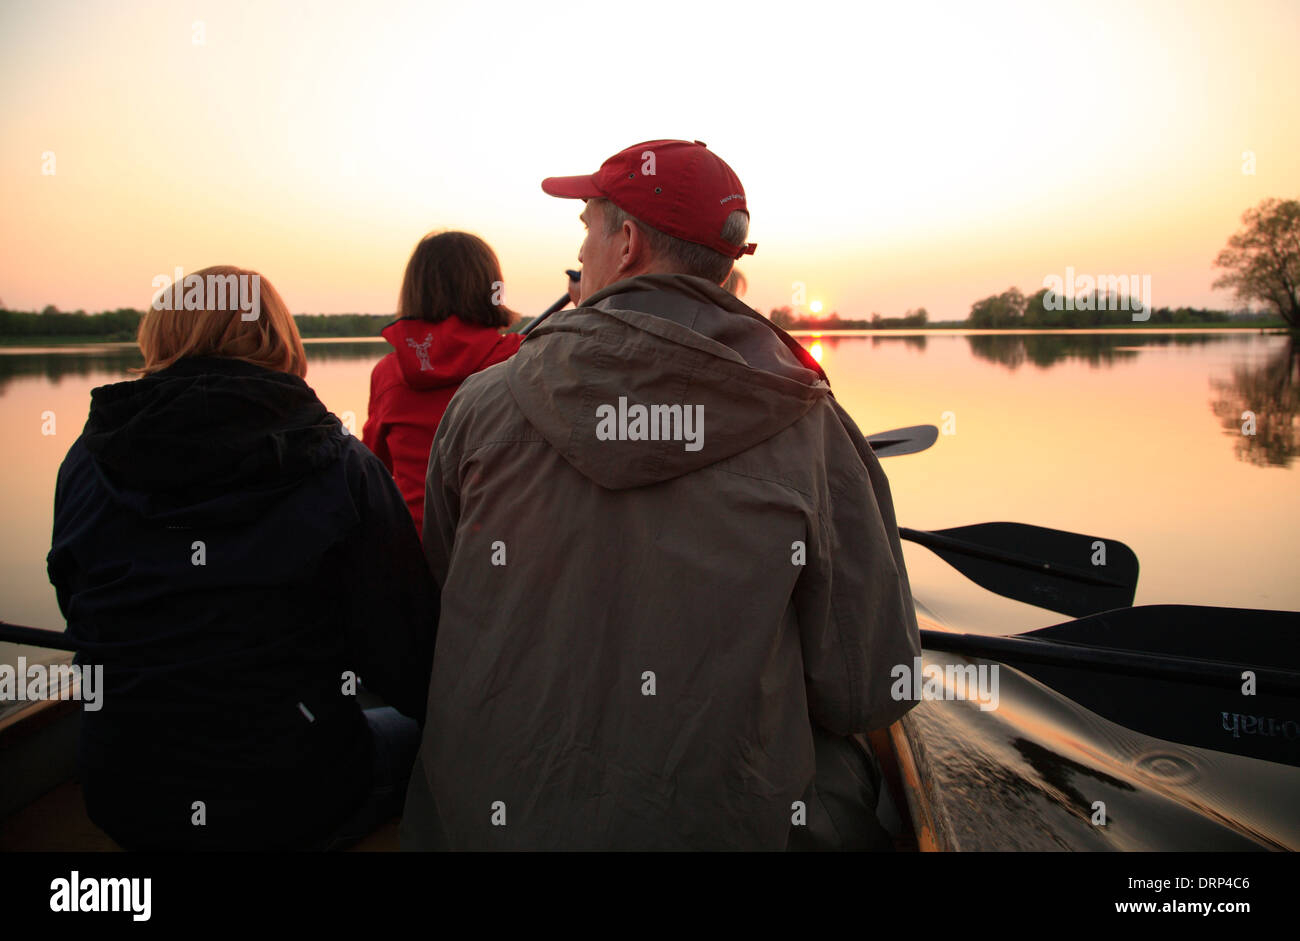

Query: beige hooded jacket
<box><xmin>401</xmin><ymin>273</ymin><xmax>920</xmax><ymax>850</ymax></box>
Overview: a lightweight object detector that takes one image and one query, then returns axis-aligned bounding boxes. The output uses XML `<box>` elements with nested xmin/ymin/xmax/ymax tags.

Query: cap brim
<box><xmin>541</xmin><ymin>174</ymin><xmax>603</xmax><ymax>199</ymax></box>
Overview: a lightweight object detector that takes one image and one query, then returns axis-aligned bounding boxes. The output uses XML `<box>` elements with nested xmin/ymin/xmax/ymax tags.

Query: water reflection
<box><xmin>802</xmin><ymin>333</ymin><xmax>929</xmax><ymax>354</ymax></box>
<box><xmin>1209</xmin><ymin>337</ymin><xmax>1299</xmax><ymax>467</ymax></box>
<box><xmin>2</xmin><ymin>331</ymin><xmax>1298</xmax><ymax>635</ymax></box>
<box><xmin>1011</xmin><ymin>736</ymin><xmax>1137</xmax><ymax>816</ymax></box>
<box><xmin>0</xmin><ymin>341</ymin><xmax>388</xmax><ymax>396</ymax></box>
<box><xmin>299</xmin><ymin>340</ymin><xmax>388</xmax><ymax>362</ymax></box>
<box><xmin>905</xmin><ymin>649</ymin><xmax>1299</xmax><ymax>850</ymax></box>
<box><xmin>871</xmin><ymin>335</ymin><xmax>928</xmax><ymax>352</ymax></box>
<box><xmin>5</xmin><ymin>333</ymin><xmax>1253</xmax><ymax>391</ymax></box>
<box><xmin>0</xmin><ymin>347</ymin><xmax>141</xmax><ymax>394</ymax></box>
<box><xmin>966</xmin><ymin>331</ymin><xmax>1224</xmax><ymax>371</ymax></box>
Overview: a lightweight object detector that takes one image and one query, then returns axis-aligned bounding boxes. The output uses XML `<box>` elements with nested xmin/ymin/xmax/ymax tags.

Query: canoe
<box><xmin>0</xmin><ymin>669</ymin><xmax>400</xmax><ymax>852</ymax></box>
<box><xmin>5</xmin><ymin>612</ymin><xmax>1299</xmax><ymax>851</ymax></box>
<box><xmin>886</xmin><ymin>615</ymin><xmax>1300</xmax><ymax>850</ymax></box>
<box><xmin>0</xmin><ymin>653</ymin><xmax>928</xmax><ymax>852</ymax></box>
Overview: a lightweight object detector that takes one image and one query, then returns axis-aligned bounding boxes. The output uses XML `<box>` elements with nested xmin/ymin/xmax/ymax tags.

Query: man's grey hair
<box><xmin>593</xmin><ymin>198</ymin><xmax>749</xmax><ymax>285</ymax></box>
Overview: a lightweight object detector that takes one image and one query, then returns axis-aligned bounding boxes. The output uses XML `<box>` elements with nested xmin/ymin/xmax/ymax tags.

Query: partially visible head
<box><xmin>722</xmin><ymin>267</ymin><xmax>747</xmax><ymax>298</ymax></box>
<box><xmin>138</xmin><ymin>266</ymin><xmax>306</xmax><ymax>377</ymax></box>
<box><xmin>577</xmin><ymin>198</ymin><xmax>750</xmax><ymax>301</ymax></box>
<box><xmin>399</xmin><ymin>230</ymin><xmax>516</xmax><ymax>328</ymax></box>
<box><xmin>544</xmin><ymin>140</ymin><xmax>755</xmax><ymax>302</ymax></box>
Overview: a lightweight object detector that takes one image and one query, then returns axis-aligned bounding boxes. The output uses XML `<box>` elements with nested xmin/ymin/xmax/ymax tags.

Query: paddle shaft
<box><xmin>920</xmin><ymin>627</ymin><xmax>1300</xmax><ymax>694</ymax></box>
<box><xmin>1</xmin><ymin>621</ymin><xmax>79</xmax><ymax>653</ymax></box>
<box><xmin>6</xmin><ymin>618</ymin><xmax>1295</xmax><ymax>695</ymax></box>
<box><xmin>521</xmin><ymin>294</ymin><xmax>571</xmax><ymax>336</ymax></box>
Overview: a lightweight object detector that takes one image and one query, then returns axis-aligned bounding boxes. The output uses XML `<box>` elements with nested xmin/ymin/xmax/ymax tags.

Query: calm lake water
<box><xmin>2</xmin><ymin>329</ymin><xmax>1297</xmax><ymax>663</ymax></box>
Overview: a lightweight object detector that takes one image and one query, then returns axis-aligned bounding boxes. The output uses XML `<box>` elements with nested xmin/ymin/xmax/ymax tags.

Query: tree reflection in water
<box><xmin>966</xmin><ymin>332</ymin><xmax>1221</xmax><ymax>371</ymax></box>
<box><xmin>1210</xmin><ymin>337</ymin><xmax>1299</xmax><ymax>467</ymax></box>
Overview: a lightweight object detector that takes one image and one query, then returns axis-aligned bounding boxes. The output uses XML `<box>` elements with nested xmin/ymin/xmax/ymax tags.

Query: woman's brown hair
<box><xmin>398</xmin><ymin>231</ymin><xmax>516</xmax><ymax>327</ymax></box>
<box><xmin>137</xmin><ymin>266</ymin><xmax>306</xmax><ymax>377</ymax></box>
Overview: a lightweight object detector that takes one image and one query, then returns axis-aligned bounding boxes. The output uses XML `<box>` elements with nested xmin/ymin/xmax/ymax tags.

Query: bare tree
<box><xmin>1213</xmin><ymin>198</ymin><xmax>1300</xmax><ymax>329</ymax></box>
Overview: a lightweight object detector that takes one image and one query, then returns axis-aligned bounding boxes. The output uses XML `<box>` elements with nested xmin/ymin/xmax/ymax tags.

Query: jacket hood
<box><xmin>382</xmin><ymin>316</ymin><xmax>521</xmax><ymax>390</ymax></box>
<box><xmin>80</xmin><ymin>356</ymin><xmax>347</xmax><ymax>518</ymax></box>
<box><xmin>504</xmin><ymin>273</ymin><xmax>830</xmax><ymax>490</ymax></box>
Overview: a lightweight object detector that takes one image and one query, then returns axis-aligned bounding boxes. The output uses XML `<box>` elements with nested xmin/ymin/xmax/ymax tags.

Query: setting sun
<box><xmin>810</xmin><ymin>301</ymin><xmax>823</xmax><ymax>314</ymax></box>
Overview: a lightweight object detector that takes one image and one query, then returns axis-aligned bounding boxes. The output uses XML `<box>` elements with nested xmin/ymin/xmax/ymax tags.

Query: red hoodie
<box><xmin>363</xmin><ymin>317</ymin><xmax>522</xmax><ymax>532</ymax></box>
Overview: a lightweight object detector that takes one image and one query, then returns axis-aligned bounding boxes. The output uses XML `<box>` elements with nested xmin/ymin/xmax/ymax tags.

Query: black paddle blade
<box><xmin>866</xmin><ymin>424</ymin><xmax>939</xmax><ymax>458</ymax></box>
<box><xmin>922</xmin><ymin>606</ymin><xmax>1300</xmax><ymax>768</ymax></box>
<box><xmin>1027</xmin><ymin>604</ymin><xmax>1300</xmax><ymax>672</ymax></box>
<box><xmin>903</xmin><ymin>521</ymin><xmax>1139</xmax><ymax>618</ymax></box>
<box><xmin>1011</xmin><ymin>660</ymin><xmax>1300</xmax><ymax>768</ymax></box>
<box><xmin>1009</xmin><ymin>608</ymin><xmax>1300</xmax><ymax>769</ymax></box>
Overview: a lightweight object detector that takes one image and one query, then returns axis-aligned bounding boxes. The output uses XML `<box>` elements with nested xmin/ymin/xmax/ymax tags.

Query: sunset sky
<box><xmin>2</xmin><ymin>0</ymin><xmax>1297</xmax><ymax>320</ymax></box>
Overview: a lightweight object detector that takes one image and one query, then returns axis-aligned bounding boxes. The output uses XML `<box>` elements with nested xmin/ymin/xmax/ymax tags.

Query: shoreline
<box><xmin>0</xmin><ymin>322</ymin><xmax>1290</xmax><ymax>350</ymax></box>
<box><xmin>0</xmin><ymin>336</ymin><xmax>389</xmax><ymax>351</ymax></box>
<box><xmin>788</xmin><ymin>324</ymin><xmax>1290</xmax><ymax>336</ymax></box>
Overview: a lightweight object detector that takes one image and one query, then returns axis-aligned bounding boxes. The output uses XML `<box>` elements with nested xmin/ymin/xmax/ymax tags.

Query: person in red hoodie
<box><xmin>363</xmin><ymin>231</ymin><xmax>522</xmax><ymax>531</ymax></box>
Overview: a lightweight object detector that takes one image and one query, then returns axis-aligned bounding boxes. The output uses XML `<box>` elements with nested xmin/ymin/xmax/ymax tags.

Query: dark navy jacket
<box><xmin>47</xmin><ymin>356</ymin><xmax>437</xmax><ymax>850</ymax></box>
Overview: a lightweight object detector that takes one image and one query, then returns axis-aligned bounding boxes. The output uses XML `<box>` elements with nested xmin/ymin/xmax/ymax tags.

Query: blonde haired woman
<box><xmin>47</xmin><ymin>267</ymin><xmax>437</xmax><ymax>850</ymax></box>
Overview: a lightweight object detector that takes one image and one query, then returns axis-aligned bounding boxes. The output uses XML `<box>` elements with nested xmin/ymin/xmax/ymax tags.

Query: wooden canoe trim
<box><xmin>0</xmin><ymin>780</ymin><xmax>121</xmax><ymax>852</ymax></box>
<box><xmin>0</xmin><ymin>696</ymin><xmax>77</xmax><ymax>751</ymax></box>
<box><xmin>861</xmin><ymin>727</ymin><xmax>915</xmax><ymax>851</ymax></box>
<box><xmin>888</xmin><ymin>719</ymin><xmax>942</xmax><ymax>852</ymax></box>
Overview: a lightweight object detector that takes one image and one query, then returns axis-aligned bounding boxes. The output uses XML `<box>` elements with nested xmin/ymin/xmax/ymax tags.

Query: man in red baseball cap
<box><xmin>541</xmin><ymin>139</ymin><xmax>756</xmax><ymax>303</ymax></box>
<box><xmin>402</xmin><ymin>139</ymin><xmax>920</xmax><ymax>851</ymax></box>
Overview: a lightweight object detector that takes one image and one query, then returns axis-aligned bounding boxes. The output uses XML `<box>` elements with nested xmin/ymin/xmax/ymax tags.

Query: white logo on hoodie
<box><xmin>406</xmin><ymin>333</ymin><xmax>435</xmax><ymax>372</ymax></box>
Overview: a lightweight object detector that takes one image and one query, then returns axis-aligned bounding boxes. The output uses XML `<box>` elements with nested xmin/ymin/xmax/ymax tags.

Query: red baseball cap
<box><xmin>541</xmin><ymin>139</ymin><xmax>756</xmax><ymax>259</ymax></box>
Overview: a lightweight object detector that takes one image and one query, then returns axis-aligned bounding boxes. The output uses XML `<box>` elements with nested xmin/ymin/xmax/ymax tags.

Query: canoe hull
<box><xmin>892</xmin><ymin>646</ymin><xmax>1300</xmax><ymax>850</ymax></box>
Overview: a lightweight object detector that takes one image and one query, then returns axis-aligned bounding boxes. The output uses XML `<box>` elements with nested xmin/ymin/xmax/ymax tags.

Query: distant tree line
<box><xmin>290</xmin><ymin>314</ymin><xmax>391</xmax><ymax>337</ymax></box>
<box><xmin>966</xmin><ymin>287</ymin><xmax>1240</xmax><ymax>328</ymax></box>
<box><xmin>766</xmin><ymin>293</ymin><xmax>1250</xmax><ymax>330</ymax></box>
<box><xmin>769</xmin><ymin>307</ymin><xmax>928</xmax><ymax>330</ymax></box>
<box><xmin>0</xmin><ymin>306</ymin><xmax>394</xmax><ymax>340</ymax></box>
<box><xmin>0</xmin><ymin>298</ymin><xmax>1262</xmax><ymax>340</ymax></box>
<box><xmin>0</xmin><ymin>306</ymin><xmax>145</xmax><ymax>340</ymax></box>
